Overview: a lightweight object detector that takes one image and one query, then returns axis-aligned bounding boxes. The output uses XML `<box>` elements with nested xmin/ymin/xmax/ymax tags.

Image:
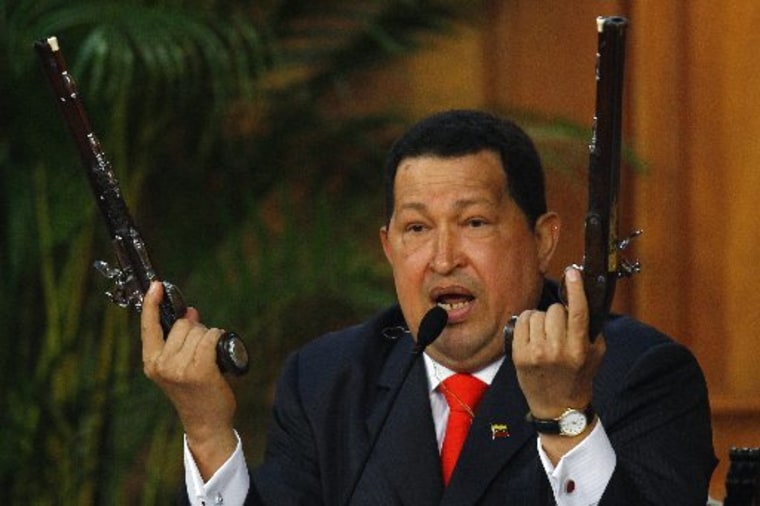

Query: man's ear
<box><xmin>534</xmin><ymin>212</ymin><xmax>561</xmax><ymax>274</ymax></box>
<box><xmin>379</xmin><ymin>225</ymin><xmax>392</xmax><ymax>264</ymax></box>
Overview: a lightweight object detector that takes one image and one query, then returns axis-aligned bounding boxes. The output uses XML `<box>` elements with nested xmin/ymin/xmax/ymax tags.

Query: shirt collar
<box><xmin>422</xmin><ymin>352</ymin><xmax>504</xmax><ymax>394</ymax></box>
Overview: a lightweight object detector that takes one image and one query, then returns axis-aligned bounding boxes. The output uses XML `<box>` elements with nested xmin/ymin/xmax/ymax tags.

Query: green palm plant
<box><xmin>1</xmin><ymin>0</ymin><xmax>478</xmax><ymax>503</ymax></box>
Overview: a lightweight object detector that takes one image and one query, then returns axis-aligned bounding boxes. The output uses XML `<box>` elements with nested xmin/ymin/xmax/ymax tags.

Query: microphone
<box><xmin>414</xmin><ymin>305</ymin><xmax>448</xmax><ymax>352</ymax></box>
<box><xmin>342</xmin><ymin>305</ymin><xmax>448</xmax><ymax>506</ymax></box>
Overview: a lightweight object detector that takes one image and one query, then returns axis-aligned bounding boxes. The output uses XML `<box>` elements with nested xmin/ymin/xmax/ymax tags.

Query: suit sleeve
<box><xmin>597</xmin><ymin>340</ymin><xmax>717</xmax><ymax>506</ymax></box>
<box><xmin>247</xmin><ymin>350</ymin><xmax>325</xmax><ymax>505</ymax></box>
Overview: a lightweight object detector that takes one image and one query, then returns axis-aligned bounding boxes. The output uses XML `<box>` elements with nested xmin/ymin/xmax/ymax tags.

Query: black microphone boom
<box><xmin>342</xmin><ymin>305</ymin><xmax>448</xmax><ymax>505</ymax></box>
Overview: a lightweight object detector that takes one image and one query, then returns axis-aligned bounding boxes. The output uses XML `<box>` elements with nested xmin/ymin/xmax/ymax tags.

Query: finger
<box><xmin>545</xmin><ymin>302</ymin><xmax>568</xmax><ymax>340</ymax></box>
<box><xmin>512</xmin><ymin>309</ymin><xmax>534</xmax><ymax>345</ymax></box>
<box><xmin>194</xmin><ymin>327</ymin><xmax>225</xmax><ymax>372</ymax></box>
<box><xmin>185</xmin><ymin>306</ymin><xmax>200</xmax><ymax>323</ymax></box>
<box><xmin>170</xmin><ymin>324</ymin><xmax>212</xmax><ymax>367</ymax></box>
<box><xmin>163</xmin><ymin>308</ymin><xmax>202</xmax><ymax>356</ymax></box>
<box><xmin>141</xmin><ymin>281</ymin><xmax>166</xmax><ymax>368</ymax></box>
<box><xmin>168</xmin><ymin>326</ymin><xmax>225</xmax><ymax>380</ymax></box>
<box><xmin>528</xmin><ymin>310</ymin><xmax>547</xmax><ymax>343</ymax></box>
<box><xmin>162</xmin><ymin>317</ymin><xmax>194</xmax><ymax>356</ymax></box>
<box><xmin>510</xmin><ymin>309</ymin><xmax>533</xmax><ymax>363</ymax></box>
<box><xmin>564</xmin><ymin>266</ymin><xmax>590</xmax><ymax>341</ymax></box>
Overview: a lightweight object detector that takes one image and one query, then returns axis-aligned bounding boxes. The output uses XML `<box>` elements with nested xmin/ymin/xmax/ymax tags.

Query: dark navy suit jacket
<box><xmin>186</xmin><ymin>283</ymin><xmax>717</xmax><ymax>505</ymax></box>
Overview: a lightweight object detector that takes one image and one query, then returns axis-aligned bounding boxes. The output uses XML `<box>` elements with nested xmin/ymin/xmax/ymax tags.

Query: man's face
<box><xmin>380</xmin><ymin>150</ymin><xmax>559</xmax><ymax>372</ymax></box>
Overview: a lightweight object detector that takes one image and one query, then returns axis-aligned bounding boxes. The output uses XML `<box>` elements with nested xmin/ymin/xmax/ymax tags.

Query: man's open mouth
<box><xmin>435</xmin><ymin>293</ymin><xmax>475</xmax><ymax>311</ymax></box>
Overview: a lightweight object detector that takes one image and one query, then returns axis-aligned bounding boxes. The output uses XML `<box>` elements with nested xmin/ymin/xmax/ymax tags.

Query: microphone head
<box><xmin>414</xmin><ymin>306</ymin><xmax>448</xmax><ymax>352</ymax></box>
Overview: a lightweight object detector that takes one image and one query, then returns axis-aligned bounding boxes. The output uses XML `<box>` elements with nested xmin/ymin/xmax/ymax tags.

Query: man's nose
<box><xmin>428</xmin><ymin>227</ymin><xmax>463</xmax><ymax>274</ymax></box>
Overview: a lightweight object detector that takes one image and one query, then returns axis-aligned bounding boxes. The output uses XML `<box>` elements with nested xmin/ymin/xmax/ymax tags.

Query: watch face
<box><xmin>558</xmin><ymin>410</ymin><xmax>587</xmax><ymax>436</ymax></box>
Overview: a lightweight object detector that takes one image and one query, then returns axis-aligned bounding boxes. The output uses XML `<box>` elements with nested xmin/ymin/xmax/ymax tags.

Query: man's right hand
<box><xmin>511</xmin><ymin>267</ymin><xmax>606</xmax><ymax>464</ymax></box>
<box><xmin>141</xmin><ymin>281</ymin><xmax>238</xmax><ymax>480</ymax></box>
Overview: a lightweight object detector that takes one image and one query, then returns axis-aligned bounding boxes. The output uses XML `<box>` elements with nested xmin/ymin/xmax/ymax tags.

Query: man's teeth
<box><xmin>437</xmin><ymin>301</ymin><xmax>469</xmax><ymax>311</ymax></box>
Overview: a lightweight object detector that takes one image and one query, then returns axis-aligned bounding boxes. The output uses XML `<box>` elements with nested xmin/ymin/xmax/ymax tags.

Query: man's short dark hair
<box><xmin>383</xmin><ymin>109</ymin><xmax>547</xmax><ymax>227</ymax></box>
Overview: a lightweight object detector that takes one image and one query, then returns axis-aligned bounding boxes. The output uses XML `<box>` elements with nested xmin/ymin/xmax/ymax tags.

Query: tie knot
<box><xmin>441</xmin><ymin>373</ymin><xmax>488</xmax><ymax>414</ymax></box>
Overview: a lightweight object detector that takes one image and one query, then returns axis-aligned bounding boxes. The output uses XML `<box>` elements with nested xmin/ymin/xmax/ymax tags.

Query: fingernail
<box><xmin>565</xmin><ymin>266</ymin><xmax>580</xmax><ymax>282</ymax></box>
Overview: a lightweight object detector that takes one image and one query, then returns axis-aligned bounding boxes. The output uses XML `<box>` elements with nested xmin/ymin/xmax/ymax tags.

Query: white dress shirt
<box><xmin>183</xmin><ymin>354</ymin><xmax>616</xmax><ymax>505</ymax></box>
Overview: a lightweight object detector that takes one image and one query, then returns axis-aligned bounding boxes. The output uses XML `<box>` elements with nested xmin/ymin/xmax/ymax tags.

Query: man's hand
<box><xmin>141</xmin><ymin>281</ymin><xmax>238</xmax><ymax>480</ymax></box>
<box><xmin>511</xmin><ymin>267</ymin><xmax>606</xmax><ymax>462</ymax></box>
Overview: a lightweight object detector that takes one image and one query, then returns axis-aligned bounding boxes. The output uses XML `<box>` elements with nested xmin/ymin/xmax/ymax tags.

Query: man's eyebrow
<box><xmin>452</xmin><ymin>197</ymin><xmax>495</xmax><ymax>209</ymax></box>
<box><xmin>397</xmin><ymin>202</ymin><xmax>427</xmax><ymax>213</ymax></box>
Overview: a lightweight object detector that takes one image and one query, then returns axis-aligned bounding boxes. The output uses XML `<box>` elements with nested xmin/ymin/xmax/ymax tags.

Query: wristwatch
<box><xmin>526</xmin><ymin>405</ymin><xmax>596</xmax><ymax>437</ymax></box>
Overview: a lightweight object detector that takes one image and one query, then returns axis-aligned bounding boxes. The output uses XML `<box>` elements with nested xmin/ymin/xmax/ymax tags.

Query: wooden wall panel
<box><xmin>683</xmin><ymin>4</ymin><xmax>760</xmax><ymax>496</ymax></box>
<box><xmin>625</xmin><ymin>2</ymin><xmax>695</xmax><ymax>350</ymax></box>
<box><xmin>485</xmin><ymin>0</ymin><xmax>622</xmax><ymax>122</ymax></box>
<box><xmin>707</xmin><ymin>4</ymin><xmax>760</xmax><ymax>396</ymax></box>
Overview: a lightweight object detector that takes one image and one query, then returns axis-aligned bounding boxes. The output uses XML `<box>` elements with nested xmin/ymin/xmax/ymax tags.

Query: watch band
<box><xmin>525</xmin><ymin>405</ymin><xmax>596</xmax><ymax>435</ymax></box>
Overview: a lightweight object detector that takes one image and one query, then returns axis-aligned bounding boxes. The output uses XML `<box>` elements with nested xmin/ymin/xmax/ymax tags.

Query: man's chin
<box><xmin>426</xmin><ymin>336</ymin><xmax>504</xmax><ymax>372</ymax></box>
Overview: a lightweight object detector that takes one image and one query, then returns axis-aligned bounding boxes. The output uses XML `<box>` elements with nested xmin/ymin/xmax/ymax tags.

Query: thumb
<box><xmin>141</xmin><ymin>281</ymin><xmax>165</xmax><ymax>364</ymax></box>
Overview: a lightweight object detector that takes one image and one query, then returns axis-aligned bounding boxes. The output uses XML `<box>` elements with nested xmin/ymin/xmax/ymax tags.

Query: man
<box><xmin>141</xmin><ymin>110</ymin><xmax>716</xmax><ymax>505</ymax></box>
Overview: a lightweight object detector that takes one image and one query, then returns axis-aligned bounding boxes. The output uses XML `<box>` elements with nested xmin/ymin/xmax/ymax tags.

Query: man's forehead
<box><xmin>394</xmin><ymin>153</ymin><xmax>507</xmax><ymax>192</ymax></box>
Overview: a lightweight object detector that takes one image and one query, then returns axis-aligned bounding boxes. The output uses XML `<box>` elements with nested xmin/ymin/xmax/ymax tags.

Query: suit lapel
<box><xmin>364</xmin><ymin>334</ymin><xmax>443</xmax><ymax>505</ymax></box>
<box><xmin>440</xmin><ymin>359</ymin><xmax>535</xmax><ymax>505</ymax></box>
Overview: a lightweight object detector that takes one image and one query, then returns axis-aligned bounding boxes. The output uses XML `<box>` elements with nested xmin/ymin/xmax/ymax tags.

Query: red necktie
<box><xmin>440</xmin><ymin>373</ymin><xmax>488</xmax><ymax>485</ymax></box>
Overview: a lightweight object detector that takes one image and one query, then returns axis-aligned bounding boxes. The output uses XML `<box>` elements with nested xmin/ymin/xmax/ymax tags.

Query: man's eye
<box><xmin>468</xmin><ymin>218</ymin><xmax>487</xmax><ymax>228</ymax></box>
<box><xmin>407</xmin><ymin>223</ymin><xmax>426</xmax><ymax>233</ymax></box>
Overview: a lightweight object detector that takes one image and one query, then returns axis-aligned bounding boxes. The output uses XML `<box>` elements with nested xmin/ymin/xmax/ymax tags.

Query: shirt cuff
<box><xmin>536</xmin><ymin>420</ymin><xmax>616</xmax><ymax>506</ymax></box>
<box><xmin>184</xmin><ymin>431</ymin><xmax>250</xmax><ymax>506</ymax></box>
